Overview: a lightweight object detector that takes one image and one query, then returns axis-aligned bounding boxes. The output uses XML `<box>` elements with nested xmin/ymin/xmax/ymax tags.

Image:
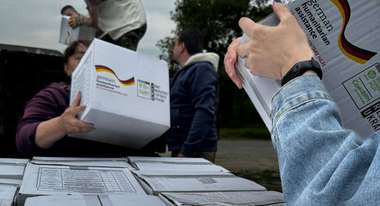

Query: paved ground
<box><xmin>215</xmin><ymin>139</ymin><xmax>279</xmax><ymax>172</ymax></box>
<box><xmin>215</xmin><ymin>139</ymin><xmax>282</xmax><ymax>191</ymax></box>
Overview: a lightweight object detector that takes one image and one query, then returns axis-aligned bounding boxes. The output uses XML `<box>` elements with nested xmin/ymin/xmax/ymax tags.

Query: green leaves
<box><xmin>158</xmin><ymin>0</ymin><xmax>273</xmax><ymax>127</ymax></box>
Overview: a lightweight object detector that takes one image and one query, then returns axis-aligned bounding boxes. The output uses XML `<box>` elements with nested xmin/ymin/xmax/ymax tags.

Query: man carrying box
<box><xmin>15</xmin><ymin>41</ymin><xmax>160</xmax><ymax>157</ymax></box>
<box><xmin>167</xmin><ymin>29</ymin><xmax>219</xmax><ymax>162</ymax></box>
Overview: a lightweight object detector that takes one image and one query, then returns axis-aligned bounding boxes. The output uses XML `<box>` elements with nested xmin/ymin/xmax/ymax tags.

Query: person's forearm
<box><xmin>35</xmin><ymin>116</ymin><xmax>66</xmax><ymax>149</ymax></box>
<box><xmin>86</xmin><ymin>3</ymin><xmax>98</xmax><ymax>28</ymax></box>
<box><xmin>81</xmin><ymin>16</ymin><xmax>96</xmax><ymax>27</ymax></box>
<box><xmin>271</xmin><ymin>75</ymin><xmax>358</xmax><ymax>203</ymax></box>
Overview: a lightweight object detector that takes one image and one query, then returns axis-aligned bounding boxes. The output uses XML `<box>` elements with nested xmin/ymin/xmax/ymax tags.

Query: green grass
<box><xmin>219</xmin><ymin>127</ymin><xmax>271</xmax><ymax>140</ymax></box>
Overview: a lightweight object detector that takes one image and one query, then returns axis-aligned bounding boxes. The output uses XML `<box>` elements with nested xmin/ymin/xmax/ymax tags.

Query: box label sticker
<box><xmin>344</xmin><ymin>63</ymin><xmax>380</xmax><ymax>109</ymax></box>
<box><xmin>137</xmin><ymin>80</ymin><xmax>168</xmax><ymax>102</ymax></box>
<box><xmin>344</xmin><ymin>63</ymin><xmax>380</xmax><ymax>131</ymax></box>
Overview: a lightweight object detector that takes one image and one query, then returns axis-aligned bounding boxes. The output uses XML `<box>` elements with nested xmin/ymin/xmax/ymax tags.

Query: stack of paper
<box><xmin>24</xmin><ymin>194</ymin><xmax>168</xmax><ymax>206</ymax></box>
<box><xmin>17</xmin><ymin>162</ymin><xmax>146</xmax><ymax>205</ymax></box>
<box><xmin>160</xmin><ymin>191</ymin><xmax>284</xmax><ymax>206</ymax></box>
<box><xmin>238</xmin><ymin>0</ymin><xmax>380</xmax><ymax>137</ymax></box>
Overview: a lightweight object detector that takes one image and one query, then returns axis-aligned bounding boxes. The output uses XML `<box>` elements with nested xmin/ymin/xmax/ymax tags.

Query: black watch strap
<box><xmin>281</xmin><ymin>58</ymin><xmax>323</xmax><ymax>86</ymax></box>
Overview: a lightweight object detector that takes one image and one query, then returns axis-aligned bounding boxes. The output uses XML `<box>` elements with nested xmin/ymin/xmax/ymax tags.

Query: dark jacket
<box><xmin>167</xmin><ymin>53</ymin><xmax>219</xmax><ymax>156</ymax></box>
<box><xmin>16</xmin><ymin>82</ymin><xmax>161</xmax><ymax>157</ymax></box>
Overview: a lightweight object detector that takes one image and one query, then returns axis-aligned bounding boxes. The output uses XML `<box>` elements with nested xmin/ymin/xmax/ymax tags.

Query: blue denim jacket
<box><xmin>271</xmin><ymin>75</ymin><xmax>380</xmax><ymax>205</ymax></box>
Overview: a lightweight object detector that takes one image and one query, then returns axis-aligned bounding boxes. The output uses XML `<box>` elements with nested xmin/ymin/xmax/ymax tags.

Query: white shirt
<box><xmin>94</xmin><ymin>0</ymin><xmax>147</xmax><ymax>40</ymax></box>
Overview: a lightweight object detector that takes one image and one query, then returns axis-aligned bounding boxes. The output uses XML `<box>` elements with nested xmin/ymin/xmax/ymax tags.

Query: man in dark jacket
<box><xmin>167</xmin><ymin>29</ymin><xmax>219</xmax><ymax>162</ymax></box>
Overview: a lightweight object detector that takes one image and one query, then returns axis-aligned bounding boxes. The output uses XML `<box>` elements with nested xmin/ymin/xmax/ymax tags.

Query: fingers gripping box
<box><xmin>238</xmin><ymin>0</ymin><xmax>380</xmax><ymax>137</ymax></box>
<box><xmin>59</xmin><ymin>16</ymin><xmax>96</xmax><ymax>45</ymax></box>
<box><xmin>70</xmin><ymin>39</ymin><xmax>170</xmax><ymax>149</ymax></box>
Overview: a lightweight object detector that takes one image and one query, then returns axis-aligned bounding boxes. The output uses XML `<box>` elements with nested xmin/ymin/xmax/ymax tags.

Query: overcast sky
<box><xmin>0</xmin><ymin>0</ymin><xmax>176</xmax><ymax>57</ymax></box>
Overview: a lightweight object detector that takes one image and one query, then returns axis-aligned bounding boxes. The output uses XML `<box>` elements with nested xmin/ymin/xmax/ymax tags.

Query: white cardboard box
<box><xmin>128</xmin><ymin>156</ymin><xmax>212</xmax><ymax>164</ymax></box>
<box><xmin>0</xmin><ymin>158</ymin><xmax>29</xmax><ymax>180</ymax></box>
<box><xmin>59</xmin><ymin>15</ymin><xmax>96</xmax><ymax>45</ymax></box>
<box><xmin>238</xmin><ymin>0</ymin><xmax>380</xmax><ymax>137</ymax></box>
<box><xmin>128</xmin><ymin>156</ymin><xmax>230</xmax><ymax>173</ymax></box>
<box><xmin>70</xmin><ymin>39</ymin><xmax>170</xmax><ymax>149</ymax></box>
<box><xmin>0</xmin><ymin>184</ymin><xmax>18</xmax><ymax>206</ymax></box>
<box><xmin>18</xmin><ymin>162</ymin><xmax>146</xmax><ymax>205</ymax></box>
<box><xmin>160</xmin><ymin>191</ymin><xmax>284</xmax><ymax>206</ymax></box>
<box><xmin>24</xmin><ymin>194</ymin><xmax>169</xmax><ymax>206</ymax></box>
<box><xmin>134</xmin><ymin>172</ymin><xmax>266</xmax><ymax>195</ymax></box>
<box><xmin>31</xmin><ymin>156</ymin><xmax>132</xmax><ymax>169</ymax></box>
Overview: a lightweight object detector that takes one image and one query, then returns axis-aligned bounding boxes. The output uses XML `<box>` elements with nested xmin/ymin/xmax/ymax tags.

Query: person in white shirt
<box><xmin>67</xmin><ymin>0</ymin><xmax>147</xmax><ymax>51</ymax></box>
<box><xmin>60</xmin><ymin>5</ymin><xmax>80</xmax><ymax>17</ymax></box>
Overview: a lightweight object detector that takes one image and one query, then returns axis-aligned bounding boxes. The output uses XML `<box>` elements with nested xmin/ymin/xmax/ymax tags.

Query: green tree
<box><xmin>157</xmin><ymin>0</ymin><xmax>273</xmax><ymax>128</ymax></box>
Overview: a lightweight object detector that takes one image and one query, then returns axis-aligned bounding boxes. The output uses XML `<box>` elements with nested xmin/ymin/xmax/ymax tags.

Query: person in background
<box><xmin>16</xmin><ymin>40</ymin><xmax>160</xmax><ymax>157</ymax></box>
<box><xmin>167</xmin><ymin>29</ymin><xmax>219</xmax><ymax>162</ymax></box>
<box><xmin>60</xmin><ymin>5</ymin><xmax>80</xmax><ymax>17</ymax></box>
<box><xmin>67</xmin><ymin>0</ymin><xmax>147</xmax><ymax>51</ymax></box>
<box><xmin>224</xmin><ymin>2</ymin><xmax>380</xmax><ymax>205</ymax></box>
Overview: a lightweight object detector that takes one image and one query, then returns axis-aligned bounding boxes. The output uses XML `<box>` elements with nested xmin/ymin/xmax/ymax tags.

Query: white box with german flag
<box><xmin>238</xmin><ymin>0</ymin><xmax>380</xmax><ymax>137</ymax></box>
<box><xmin>70</xmin><ymin>39</ymin><xmax>170</xmax><ymax>149</ymax></box>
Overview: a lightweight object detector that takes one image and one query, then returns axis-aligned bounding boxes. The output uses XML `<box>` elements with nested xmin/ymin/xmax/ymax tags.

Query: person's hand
<box><xmin>68</xmin><ymin>16</ymin><xmax>82</xmax><ymax>28</ymax></box>
<box><xmin>224</xmin><ymin>38</ymin><xmax>243</xmax><ymax>89</ymax></box>
<box><xmin>59</xmin><ymin>93</ymin><xmax>95</xmax><ymax>135</ymax></box>
<box><xmin>68</xmin><ymin>16</ymin><xmax>78</xmax><ymax>28</ymax></box>
<box><xmin>237</xmin><ymin>2</ymin><xmax>314</xmax><ymax>80</ymax></box>
<box><xmin>68</xmin><ymin>12</ymin><xmax>79</xmax><ymax>18</ymax></box>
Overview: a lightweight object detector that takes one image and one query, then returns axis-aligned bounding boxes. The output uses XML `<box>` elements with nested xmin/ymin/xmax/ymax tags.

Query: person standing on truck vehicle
<box><xmin>67</xmin><ymin>0</ymin><xmax>147</xmax><ymax>51</ymax></box>
<box><xmin>16</xmin><ymin>40</ymin><xmax>161</xmax><ymax>157</ymax></box>
<box><xmin>60</xmin><ymin>5</ymin><xmax>80</xmax><ymax>17</ymax></box>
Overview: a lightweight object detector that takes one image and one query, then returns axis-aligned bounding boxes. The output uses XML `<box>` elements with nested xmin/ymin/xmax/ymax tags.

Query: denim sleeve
<box><xmin>271</xmin><ymin>75</ymin><xmax>380</xmax><ymax>205</ymax></box>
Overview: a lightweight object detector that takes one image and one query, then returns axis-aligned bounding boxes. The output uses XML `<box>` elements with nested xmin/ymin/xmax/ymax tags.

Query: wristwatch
<box><xmin>281</xmin><ymin>58</ymin><xmax>323</xmax><ymax>86</ymax></box>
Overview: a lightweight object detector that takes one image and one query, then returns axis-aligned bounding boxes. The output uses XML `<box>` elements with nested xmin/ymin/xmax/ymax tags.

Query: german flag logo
<box><xmin>331</xmin><ymin>0</ymin><xmax>377</xmax><ymax>64</ymax></box>
<box><xmin>95</xmin><ymin>65</ymin><xmax>135</xmax><ymax>87</ymax></box>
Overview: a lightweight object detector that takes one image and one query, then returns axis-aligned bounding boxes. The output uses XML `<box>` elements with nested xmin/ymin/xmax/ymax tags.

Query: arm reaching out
<box><xmin>35</xmin><ymin>92</ymin><xmax>94</xmax><ymax>149</ymax></box>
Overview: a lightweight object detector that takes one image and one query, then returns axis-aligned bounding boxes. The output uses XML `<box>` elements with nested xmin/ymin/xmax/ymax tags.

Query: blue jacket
<box><xmin>167</xmin><ymin>53</ymin><xmax>219</xmax><ymax>156</ymax></box>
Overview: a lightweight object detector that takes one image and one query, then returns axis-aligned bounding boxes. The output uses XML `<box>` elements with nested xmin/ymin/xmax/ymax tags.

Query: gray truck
<box><xmin>0</xmin><ymin>44</ymin><xmax>64</xmax><ymax>157</ymax></box>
